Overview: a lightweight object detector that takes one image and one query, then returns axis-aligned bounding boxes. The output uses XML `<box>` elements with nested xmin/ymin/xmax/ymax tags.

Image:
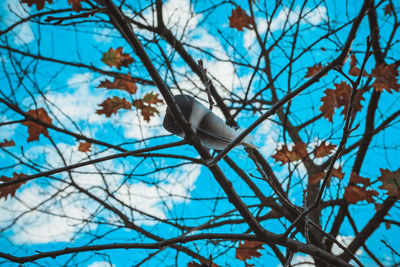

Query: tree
<box><xmin>0</xmin><ymin>0</ymin><xmax>399</xmax><ymax>266</ymax></box>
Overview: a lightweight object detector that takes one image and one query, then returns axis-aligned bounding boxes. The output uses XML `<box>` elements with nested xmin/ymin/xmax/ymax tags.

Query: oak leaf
<box><xmin>384</xmin><ymin>3</ymin><xmax>394</xmax><ymax>16</ymax></box>
<box><xmin>0</xmin><ymin>139</ymin><xmax>16</xmax><ymax>148</ymax></box>
<box><xmin>78</xmin><ymin>142</ymin><xmax>91</xmax><ymax>152</ymax></box>
<box><xmin>349</xmin><ymin>172</ymin><xmax>370</xmax><ymax>186</ymax></box>
<box><xmin>305</xmin><ymin>63</ymin><xmax>326</xmax><ymax>78</ymax></box>
<box><xmin>314</xmin><ymin>141</ymin><xmax>336</xmax><ymax>158</ymax></box>
<box><xmin>319</xmin><ymin>89</ymin><xmax>337</xmax><ymax>122</ymax></box>
<box><xmin>272</xmin><ymin>142</ymin><xmax>308</xmax><ymax>165</ymax></box>
<box><xmin>229</xmin><ymin>6</ymin><xmax>254</xmax><ymax>31</ymax></box>
<box><xmin>22</xmin><ymin>108</ymin><xmax>53</xmax><ymax>142</ymax></box>
<box><xmin>309</xmin><ymin>167</ymin><xmax>344</xmax><ymax>184</ymax></box>
<box><xmin>98</xmin><ymin>74</ymin><xmax>137</xmax><ymax>94</ymax></box>
<box><xmin>348</xmin><ymin>53</ymin><xmax>367</xmax><ymax>77</ymax></box>
<box><xmin>371</xmin><ymin>64</ymin><xmax>400</xmax><ymax>93</ymax></box>
<box><xmin>133</xmin><ymin>92</ymin><xmax>163</xmax><ymax>122</ymax></box>
<box><xmin>96</xmin><ymin>96</ymin><xmax>132</xmax><ymax>117</ymax></box>
<box><xmin>378</xmin><ymin>168</ymin><xmax>400</xmax><ymax>198</ymax></box>
<box><xmin>344</xmin><ymin>185</ymin><xmax>378</xmax><ymax>204</ymax></box>
<box><xmin>0</xmin><ymin>173</ymin><xmax>27</xmax><ymax>200</ymax></box>
<box><xmin>235</xmin><ymin>241</ymin><xmax>264</xmax><ymax>261</ymax></box>
<box><xmin>101</xmin><ymin>47</ymin><xmax>134</xmax><ymax>70</ymax></box>
<box><xmin>68</xmin><ymin>0</ymin><xmax>82</xmax><ymax>12</ymax></box>
<box><xmin>21</xmin><ymin>0</ymin><xmax>53</xmax><ymax>10</ymax></box>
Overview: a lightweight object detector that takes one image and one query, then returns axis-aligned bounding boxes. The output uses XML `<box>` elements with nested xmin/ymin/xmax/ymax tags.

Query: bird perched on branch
<box><xmin>163</xmin><ymin>94</ymin><xmax>256</xmax><ymax>150</ymax></box>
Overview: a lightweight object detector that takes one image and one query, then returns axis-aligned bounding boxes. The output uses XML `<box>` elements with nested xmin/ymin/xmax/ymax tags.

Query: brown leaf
<box><xmin>0</xmin><ymin>173</ymin><xmax>27</xmax><ymax>200</ymax></box>
<box><xmin>142</xmin><ymin>92</ymin><xmax>164</xmax><ymax>105</ymax></box>
<box><xmin>371</xmin><ymin>64</ymin><xmax>400</xmax><ymax>93</ymax></box>
<box><xmin>101</xmin><ymin>47</ymin><xmax>134</xmax><ymax>70</ymax></box>
<box><xmin>98</xmin><ymin>74</ymin><xmax>137</xmax><ymax>94</ymax></box>
<box><xmin>314</xmin><ymin>141</ymin><xmax>336</xmax><ymax>158</ymax></box>
<box><xmin>229</xmin><ymin>6</ymin><xmax>254</xmax><ymax>31</ymax></box>
<box><xmin>22</xmin><ymin>108</ymin><xmax>53</xmax><ymax>142</ymax></box>
<box><xmin>21</xmin><ymin>0</ymin><xmax>53</xmax><ymax>10</ymax></box>
<box><xmin>378</xmin><ymin>168</ymin><xmax>400</xmax><ymax>198</ymax></box>
<box><xmin>96</xmin><ymin>96</ymin><xmax>132</xmax><ymax>117</ymax></box>
<box><xmin>309</xmin><ymin>167</ymin><xmax>344</xmax><ymax>185</ymax></box>
<box><xmin>305</xmin><ymin>63</ymin><xmax>325</xmax><ymax>78</ymax></box>
<box><xmin>272</xmin><ymin>142</ymin><xmax>308</xmax><ymax>165</ymax></box>
<box><xmin>332</xmin><ymin>166</ymin><xmax>345</xmax><ymax>180</ymax></box>
<box><xmin>385</xmin><ymin>221</ymin><xmax>391</xmax><ymax>229</ymax></box>
<box><xmin>78</xmin><ymin>142</ymin><xmax>91</xmax><ymax>152</ymax></box>
<box><xmin>132</xmin><ymin>92</ymin><xmax>163</xmax><ymax>122</ymax></box>
<box><xmin>0</xmin><ymin>139</ymin><xmax>16</xmax><ymax>148</ymax></box>
<box><xmin>320</xmin><ymin>89</ymin><xmax>337</xmax><ymax>122</ymax></box>
<box><xmin>384</xmin><ymin>3</ymin><xmax>394</xmax><ymax>16</ymax></box>
<box><xmin>348</xmin><ymin>53</ymin><xmax>367</xmax><ymax>77</ymax></box>
<box><xmin>68</xmin><ymin>0</ymin><xmax>82</xmax><ymax>12</ymax></box>
<box><xmin>344</xmin><ymin>185</ymin><xmax>378</xmax><ymax>204</ymax></box>
<box><xmin>349</xmin><ymin>172</ymin><xmax>370</xmax><ymax>186</ymax></box>
<box><xmin>235</xmin><ymin>241</ymin><xmax>264</xmax><ymax>261</ymax></box>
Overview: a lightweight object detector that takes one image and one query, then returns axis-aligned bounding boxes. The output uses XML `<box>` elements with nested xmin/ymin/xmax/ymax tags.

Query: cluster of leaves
<box><xmin>96</xmin><ymin>47</ymin><xmax>164</xmax><ymax>122</ymax></box>
<box><xmin>21</xmin><ymin>0</ymin><xmax>83</xmax><ymax>12</ymax></box>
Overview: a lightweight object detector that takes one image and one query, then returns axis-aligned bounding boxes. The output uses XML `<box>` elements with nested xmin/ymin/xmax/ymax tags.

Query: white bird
<box><xmin>163</xmin><ymin>94</ymin><xmax>256</xmax><ymax>150</ymax></box>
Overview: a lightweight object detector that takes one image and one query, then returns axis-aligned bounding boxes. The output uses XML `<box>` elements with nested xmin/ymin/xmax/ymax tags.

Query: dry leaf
<box><xmin>305</xmin><ymin>63</ymin><xmax>326</xmax><ymax>78</ymax></box>
<box><xmin>272</xmin><ymin>142</ymin><xmax>308</xmax><ymax>165</ymax></box>
<box><xmin>320</xmin><ymin>89</ymin><xmax>337</xmax><ymax>122</ymax></box>
<box><xmin>78</xmin><ymin>142</ymin><xmax>92</xmax><ymax>152</ymax></box>
<box><xmin>22</xmin><ymin>108</ymin><xmax>53</xmax><ymax>142</ymax></box>
<box><xmin>68</xmin><ymin>0</ymin><xmax>82</xmax><ymax>12</ymax></box>
<box><xmin>132</xmin><ymin>92</ymin><xmax>163</xmax><ymax>122</ymax></box>
<box><xmin>229</xmin><ymin>6</ymin><xmax>254</xmax><ymax>31</ymax></box>
<box><xmin>348</xmin><ymin>53</ymin><xmax>367</xmax><ymax>77</ymax></box>
<box><xmin>378</xmin><ymin>168</ymin><xmax>400</xmax><ymax>198</ymax></box>
<box><xmin>344</xmin><ymin>185</ymin><xmax>378</xmax><ymax>204</ymax></box>
<box><xmin>235</xmin><ymin>241</ymin><xmax>264</xmax><ymax>261</ymax></box>
<box><xmin>371</xmin><ymin>64</ymin><xmax>400</xmax><ymax>93</ymax></box>
<box><xmin>314</xmin><ymin>141</ymin><xmax>336</xmax><ymax>158</ymax></box>
<box><xmin>0</xmin><ymin>139</ymin><xmax>16</xmax><ymax>148</ymax></box>
<box><xmin>101</xmin><ymin>47</ymin><xmax>134</xmax><ymax>70</ymax></box>
<box><xmin>21</xmin><ymin>0</ymin><xmax>53</xmax><ymax>10</ymax></box>
<box><xmin>384</xmin><ymin>3</ymin><xmax>394</xmax><ymax>16</ymax></box>
<box><xmin>0</xmin><ymin>173</ymin><xmax>27</xmax><ymax>200</ymax></box>
<box><xmin>98</xmin><ymin>74</ymin><xmax>137</xmax><ymax>94</ymax></box>
<box><xmin>96</xmin><ymin>96</ymin><xmax>132</xmax><ymax>117</ymax></box>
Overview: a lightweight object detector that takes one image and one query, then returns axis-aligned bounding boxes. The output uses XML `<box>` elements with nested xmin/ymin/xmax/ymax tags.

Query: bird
<box><xmin>163</xmin><ymin>94</ymin><xmax>256</xmax><ymax>150</ymax></box>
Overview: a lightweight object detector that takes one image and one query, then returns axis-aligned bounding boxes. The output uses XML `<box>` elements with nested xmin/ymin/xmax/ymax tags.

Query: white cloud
<box><xmin>243</xmin><ymin>5</ymin><xmax>327</xmax><ymax>48</ymax></box>
<box><xmin>331</xmin><ymin>235</ymin><xmax>362</xmax><ymax>256</ymax></box>
<box><xmin>3</xmin><ymin>0</ymin><xmax>34</xmax><ymax>45</ymax></box>
<box><xmin>114</xmin><ymin>164</ymin><xmax>201</xmax><ymax>225</ymax></box>
<box><xmin>93</xmin><ymin>27</ymin><xmax>115</xmax><ymax>43</ymax></box>
<box><xmin>0</xmin><ymin>115</ymin><xmax>17</xmax><ymax>140</ymax></box>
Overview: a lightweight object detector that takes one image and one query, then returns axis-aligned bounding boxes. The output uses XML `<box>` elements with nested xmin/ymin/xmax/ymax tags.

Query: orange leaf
<box><xmin>384</xmin><ymin>3</ymin><xmax>394</xmax><ymax>16</ymax></box>
<box><xmin>314</xmin><ymin>141</ymin><xmax>336</xmax><ymax>158</ymax></box>
<box><xmin>68</xmin><ymin>0</ymin><xmax>82</xmax><ymax>12</ymax></box>
<box><xmin>21</xmin><ymin>0</ymin><xmax>53</xmax><ymax>10</ymax></box>
<box><xmin>78</xmin><ymin>142</ymin><xmax>91</xmax><ymax>152</ymax></box>
<box><xmin>98</xmin><ymin>74</ymin><xmax>137</xmax><ymax>94</ymax></box>
<box><xmin>229</xmin><ymin>6</ymin><xmax>254</xmax><ymax>31</ymax></box>
<box><xmin>349</xmin><ymin>172</ymin><xmax>370</xmax><ymax>186</ymax></box>
<box><xmin>22</xmin><ymin>108</ymin><xmax>53</xmax><ymax>142</ymax></box>
<box><xmin>344</xmin><ymin>185</ymin><xmax>378</xmax><ymax>204</ymax></box>
<box><xmin>378</xmin><ymin>168</ymin><xmax>400</xmax><ymax>198</ymax></box>
<box><xmin>235</xmin><ymin>241</ymin><xmax>264</xmax><ymax>261</ymax></box>
<box><xmin>142</xmin><ymin>92</ymin><xmax>164</xmax><ymax>105</ymax></box>
<box><xmin>272</xmin><ymin>142</ymin><xmax>307</xmax><ymax>165</ymax></box>
<box><xmin>101</xmin><ymin>47</ymin><xmax>134</xmax><ymax>70</ymax></box>
<box><xmin>320</xmin><ymin>89</ymin><xmax>337</xmax><ymax>122</ymax></box>
<box><xmin>348</xmin><ymin>53</ymin><xmax>367</xmax><ymax>77</ymax></box>
<box><xmin>0</xmin><ymin>139</ymin><xmax>16</xmax><ymax>148</ymax></box>
<box><xmin>96</xmin><ymin>96</ymin><xmax>132</xmax><ymax>117</ymax></box>
<box><xmin>371</xmin><ymin>64</ymin><xmax>400</xmax><ymax>93</ymax></box>
<box><xmin>305</xmin><ymin>63</ymin><xmax>326</xmax><ymax>78</ymax></box>
<box><xmin>0</xmin><ymin>173</ymin><xmax>27</xmax><ymax>200</ymax></box>
<box><xmin>309</xmin><ymin>167</ymin><xmax>344</xmax><ymax>185</ymax></box>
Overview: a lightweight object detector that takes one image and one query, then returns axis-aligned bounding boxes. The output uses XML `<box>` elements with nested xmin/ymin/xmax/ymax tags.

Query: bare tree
<box><xmin>0</xmin><ymin>0</ymin><xmax>399</xmax><ymax>266</ymax></box>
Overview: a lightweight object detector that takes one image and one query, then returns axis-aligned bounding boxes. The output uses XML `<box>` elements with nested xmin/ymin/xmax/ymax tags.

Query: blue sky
<box><xmin>0</xmin><ymin>0</ymin><xmax>399</xmax><ymax>266</ymax></box>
